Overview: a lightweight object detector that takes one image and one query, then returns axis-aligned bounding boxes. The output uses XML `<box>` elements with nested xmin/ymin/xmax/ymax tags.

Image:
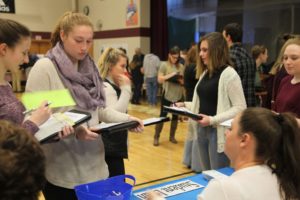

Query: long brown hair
<box><xmin>185</xmin><ymin>45</ymin><xmax>197</xmax><ymax>66</ymax></box>
<box><xmin>239</xmin><ymin>108</ymin><xmax>300</xmax><ymax>200</ymax></box>
<box><xmin>196</xmin><ymin>32</ymin><xmax>232</xmax><ymax>78</ymax></box>
<box><xmin>51</xmin><ymin>11</ymin><xmax>93</xmax><ymax>47</ymax></box>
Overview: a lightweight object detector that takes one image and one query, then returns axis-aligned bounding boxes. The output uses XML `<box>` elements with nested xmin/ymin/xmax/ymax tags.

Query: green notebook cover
<box><xmin>22</xmin><ymin>89</ymin><xmax>76</xmax><ymax>110</ymax></box>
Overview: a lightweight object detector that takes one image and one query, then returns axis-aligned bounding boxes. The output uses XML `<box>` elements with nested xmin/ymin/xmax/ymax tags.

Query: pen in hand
<box><xmin>23</xmin><ymin>102</ymin><xmax>52</xmax><ymax>115</ymax></box>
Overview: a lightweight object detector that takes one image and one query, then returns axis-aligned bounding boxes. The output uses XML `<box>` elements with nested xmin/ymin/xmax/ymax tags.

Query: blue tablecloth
<box><xmin>131</xmin><ymin>167</ymin><xmax>234</xmax><ymax>200</ymax></box>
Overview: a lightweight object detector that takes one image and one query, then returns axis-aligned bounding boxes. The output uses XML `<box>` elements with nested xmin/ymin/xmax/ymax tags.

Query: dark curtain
<box><xmin>150</xmin><ymin>0</ymin><xmax>168</xmax><ymax>60</ymax></box>
<box><xmin>168</xmin><ymin>16</ymin><xmax>195</xmax><ymax>50</ymax></box>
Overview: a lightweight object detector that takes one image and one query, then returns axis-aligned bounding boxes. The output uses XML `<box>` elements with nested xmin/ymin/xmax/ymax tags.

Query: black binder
<box><xmin>143</xmin><ymin>117</ymin><xmax>170</xmax><ymax>126</ymax></box>
<box><xmin>166</xmin><ymin>74</ymin><xmax>183</xmax><ymax>84</ymax></box>
<box><xmin>36</xmin><ymin>109</ymin><xmax>91</xmax><ymax>144</ymax></box>
<box><xmin>93</xmin><ymin>117</ymin><xmax>170</xmax><ymax>135</ymax></box>
<box><xmin>163</xmin><ymin>106</ymin><xmax>203</xmax><ymax>120</ymax></box>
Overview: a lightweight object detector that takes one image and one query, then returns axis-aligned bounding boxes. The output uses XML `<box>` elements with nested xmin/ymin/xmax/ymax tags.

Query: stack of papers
<box><xmin>202</xmin><ymin>170</ymin><xmax>229</xmax><ymax>181</ymax></box>
<box><xmin>35</xmin><ymin>110</ymin><xmax>91</xmax><ymax>143</ymax></box>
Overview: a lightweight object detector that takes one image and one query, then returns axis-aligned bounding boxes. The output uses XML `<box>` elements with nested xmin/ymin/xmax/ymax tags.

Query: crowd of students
<box><xmin>148</xmin><ymin>24</ymin><xmax>300</xmax><ymax>200</ymax></box>
<box><xmin>1</xmin><ymin>12</ymin><xmax>300</xmax><ymax>200</ymax></box>
<box><xmin>0</xmin><ymin>12</ymin><xmax>143</xmax><ymax>200</ymax></box>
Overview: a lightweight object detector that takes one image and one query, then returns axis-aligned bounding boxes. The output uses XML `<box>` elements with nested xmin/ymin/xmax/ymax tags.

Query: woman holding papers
<box><xmin>0</xmin><ymin>19</ymin><xmax>54</xmax><ymax>134</ymax></box>
<box><xmin>180</xmin><ymin>32</ymin><xmax>246</xmax><ymax>170</ymax></box>
<box><xmin>154</xmin><ymin>46</ymin><xmax>184</xmax><ymax>146</ymax></box>
<box><xmin>149</xmin><ymin>107</ymin><xmax>300</xmax><ymax>200</ymax></box>
<box><xmin>98</xmin><ymin>47</ymin><xmax>131</xmax><ymax>177</ymax></box>
<box><xmin>26</xmin><ymin>12</ymin><xmax>143</xmax><ymax>200</ymax></box>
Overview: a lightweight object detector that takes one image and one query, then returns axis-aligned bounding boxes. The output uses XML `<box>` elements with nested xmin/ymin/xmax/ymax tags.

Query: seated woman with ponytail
<box><xmin>198</xmin><ymin>107</ymin><xmax>300</xmax><ymax>200</ymax></box>
<box><xmin>148</xmin><ymin>107</ymin><xmax>300</xmax><ymax>200</ymax></box>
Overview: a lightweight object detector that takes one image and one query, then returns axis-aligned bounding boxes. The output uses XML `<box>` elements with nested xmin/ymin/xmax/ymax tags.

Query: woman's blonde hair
<box><xmin>51</xmin><ymin>11</ymin><xmax>94</xmax><ymax>47</ymax></box>
<box><xmin>270</xmin><ymin>34</ymin><xmax>300</xmax><ymax>75</ymax></box>
<box><xmin>97</xmin><ymin>47</ymin><xmax>127</xmax><ymax>79</ymax></box>
<box><xmin>269</xmin><ymin>47</ymin><xmax>284</xmax><ymax>75</ymax></box>
<box><xmin>196</xmin><ymin>32</ymin><xmax>232</xmax><ymax>78</ymax></box>
<box><xmin>270</xmin><ymin>37</ymin><xmax>300</xmax><ymax>75</ymax></box>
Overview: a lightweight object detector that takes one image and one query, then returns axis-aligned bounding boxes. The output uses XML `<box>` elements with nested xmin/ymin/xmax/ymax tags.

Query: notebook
<box><xmin>22</xmin><ymin>89</ymin><xmax>76</xmax><ymax>110</ymax></box>
<box><xmin>35</xmin><ymin>109</ymin><xmax>91</xmax><ymax>144</ymax></box>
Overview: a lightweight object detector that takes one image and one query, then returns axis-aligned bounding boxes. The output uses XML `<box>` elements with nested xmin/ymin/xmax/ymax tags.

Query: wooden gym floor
<box><xmin>126</xmin><ymin>102</ymin><xmax>196</xmax><ymax>189</ymax></box>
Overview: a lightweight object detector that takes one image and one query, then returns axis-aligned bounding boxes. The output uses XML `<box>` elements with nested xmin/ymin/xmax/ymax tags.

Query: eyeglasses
<box><xmin>170</xmin><ymin>55</ymin><xmax>179</xmax><ymax>60</ymax></box>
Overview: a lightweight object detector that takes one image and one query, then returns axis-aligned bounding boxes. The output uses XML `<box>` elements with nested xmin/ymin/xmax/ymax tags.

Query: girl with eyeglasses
<box><xmin>154</xmin><ymin>46</ymin><xmax>184</xmax><ymax>146</ymax></box>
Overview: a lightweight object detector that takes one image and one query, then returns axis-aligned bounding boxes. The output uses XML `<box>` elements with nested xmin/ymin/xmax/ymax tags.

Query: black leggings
<box><xmin>159</xmin><ymin>94</ymin><xmax>178</xmax><ymax>121</ymax></box>
<box><xmin>43</xmin><ymin>181</ymin><xmax>77</xmax><ymax>200</ymax></box>
<box><xmin>105</xmin><ymin>156</ymin><xmax>125</xmax><ymax>177</ymax></box>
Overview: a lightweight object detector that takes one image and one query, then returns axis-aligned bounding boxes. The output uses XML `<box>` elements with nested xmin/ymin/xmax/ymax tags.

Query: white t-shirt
<box><xmin>198</xmin><ymin>165</ymin><xmax>281</xmax><ymax>200</ymax></box>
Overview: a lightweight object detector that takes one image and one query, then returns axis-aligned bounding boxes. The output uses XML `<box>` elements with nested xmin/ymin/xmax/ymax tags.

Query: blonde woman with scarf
<box><xmin>26</xmin><ymin>12</ymin><xmax>143</xmax><ymax>200</ymax></box>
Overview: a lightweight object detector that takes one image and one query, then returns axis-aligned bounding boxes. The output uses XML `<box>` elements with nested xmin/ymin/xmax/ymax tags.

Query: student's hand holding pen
<box><xmin>28</xmin><ymin>100</ymin><xmax>52</xmax><ymax>126</ymax></box>
<box><xmin>172</xmin><ymin>102</ymin><xmax>185</xmax><ymax>107</ymax></box>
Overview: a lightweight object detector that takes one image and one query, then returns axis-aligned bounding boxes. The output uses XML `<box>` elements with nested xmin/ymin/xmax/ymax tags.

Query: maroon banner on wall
<box><xmin>0</xmin><ymin>0</ymin><xmax>15</xmax><ymax>13</ymax></box>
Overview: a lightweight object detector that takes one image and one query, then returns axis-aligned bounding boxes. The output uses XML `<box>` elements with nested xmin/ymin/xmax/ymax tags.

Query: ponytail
<box><xmin>50</xmin><ymin>11</ymin><xmax>93</xmax><ymax>47</ymax></box>
<box><xmin>98</xmin><ymin>47</ymin><xmax>113</xmax><ymax>79</ymax></box>
<box><xmin>239</xmin><ymin>108</ymin><xmax>300</xmax><ymax>200</ymax></box>
<box><xmin>51</xmin><ymin>24</ymin><xmax>61</xmax><ymax>47</ymax></box>
<box><xmin>269</xmin><ymin>113</ymin><xmax>300</xmax><ymax>200</ymax></box>
<box><xmin>97</xmin><ymin>48</ymin><xmax>127</xmax><ymax>79</ymax></box>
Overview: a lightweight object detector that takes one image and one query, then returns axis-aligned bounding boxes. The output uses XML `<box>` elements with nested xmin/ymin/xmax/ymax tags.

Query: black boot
<box><xmin>169</xmin><ymin>120</ymin><xmax>178</xmax><ymax>144</ymax></box>
<box><xmin>154</xmin><ymin>123</ymin><xmax>164</xmax><ymax>146</ymax></box>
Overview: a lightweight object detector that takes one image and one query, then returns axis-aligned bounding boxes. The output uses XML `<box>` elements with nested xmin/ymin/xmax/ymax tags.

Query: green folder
<box><xmin>22</xmin><ymin>89</ymin><xmax>76</xmax><ymax>110</ymax></box>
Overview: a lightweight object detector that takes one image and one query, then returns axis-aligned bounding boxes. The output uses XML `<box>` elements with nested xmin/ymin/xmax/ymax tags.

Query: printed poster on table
<box><xmin>0</xmin><ymin>0</ymin><xmax>15</xmax><ymax>13</ymax></box>
<box><xmin>134</xmin><ymin>180</ymin><xmax>204</xmax><ymax>200</ymax></box>
<box><xmin>126</xmin><ymin>0</ymin><xmax>138</xmax><ymax>26</ymax></box>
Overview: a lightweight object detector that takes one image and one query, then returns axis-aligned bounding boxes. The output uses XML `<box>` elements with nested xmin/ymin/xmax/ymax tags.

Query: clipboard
<box><xmin>35</xmin><ymin>109</ymin><xmax>91</xmax><ymax>144</ymax></box>
<box><xmin>166</xmin><ymin>74</ymin><xmax>183</xmax><ymax>84</ymax></box>
<box><xmin>163</xmin><ymin>106</ymin><xmax>203</xmax><ymax>120</ymax></box>
<box><xmin>143</xmin><ymin>117</ymin><xmax>170</xmax><ymax>126</ymax></box>
<box><xmin>92</xmin><ymin>117</ymin><xmax>170</xmax><ymax>135</ymax></box>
